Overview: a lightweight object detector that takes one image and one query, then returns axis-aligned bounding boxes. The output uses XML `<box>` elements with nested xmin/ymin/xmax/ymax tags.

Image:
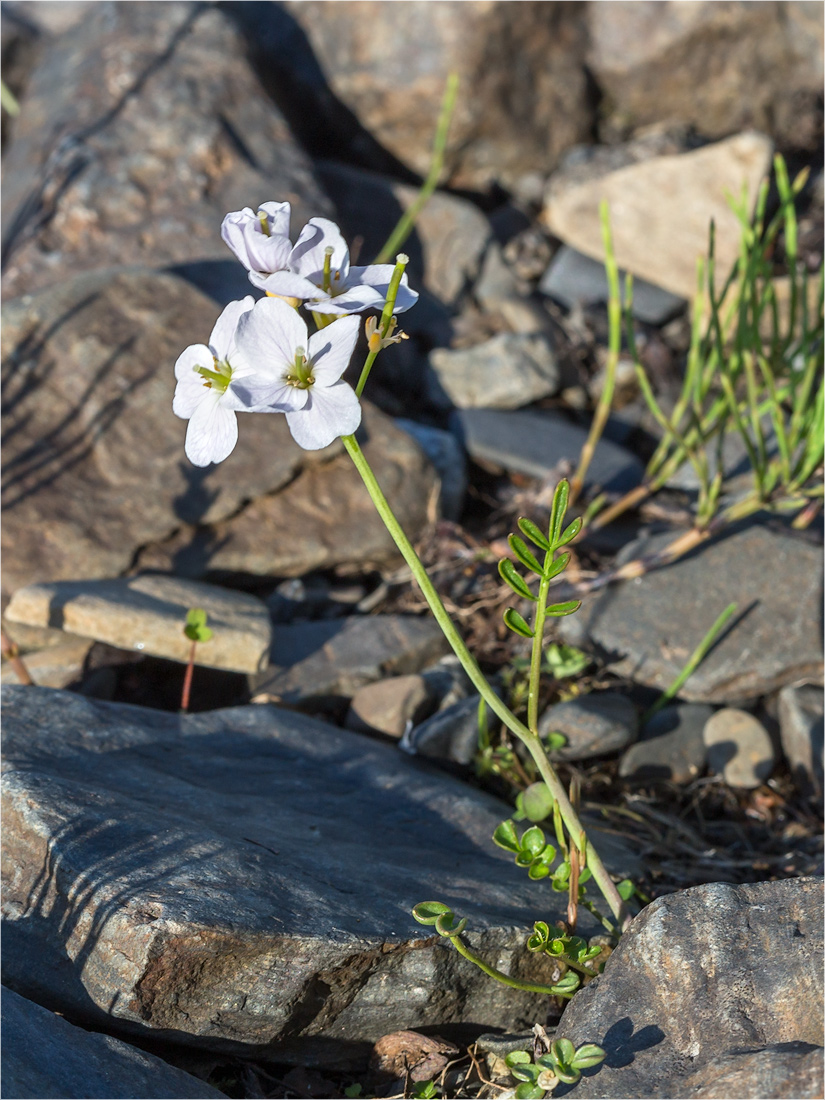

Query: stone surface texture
<box><xmin>0</xmin><ymin>636</ymin><xmax>92</xmax><ymax>689</ymax></box>
<box><xmin>587</xmin><ymin>1</ymin><xmax>824</xmax><ymax>149</ymax></box>
<box><xmin>428</xmin><ymin>333</ymin><xmax>560</xmax><ymax>411</ymax></box>
<box><xmin>778</xmin><ymin>683</ymin><xmax>824</xmax><ymax>801</ymax></box>
<box><xmin>452</xmin><ymin>408</ymin><xmax>644</xmax><ymax>494</ymax></box>
<box><xmin>538</xmin><ymin>693</ymin><xmax>638</xmax><ymax>761</ymax></box>
<box><xmin>403</xmin><ymin>694</ymin><xmax>487</xmax><ymax>766</ymax></box>
<box><xmin>558</xmin><ymin>877</ymin><xmax>825</xmax><ymax>1099</ymax></box>
<box><xmin>0</xmin><ymin>268</ymin><xmax>339</xmax><ymax>597</ymax></box>
<box><xmin>253</xmin><ymin>615</ymin><xmax>450</xmax><ymax>703</ymax></box>
<box><xmin>562</xmin><ymin>525</ymin><xmax>823</xmax><ymax>704</ymax></box>
<box><xmin>2</xmin><ymin>1</ymin><xmax>330</xmax><ymax>298</ymax></box>
<box><xmin>542</xmin><ymin>133</ymin><xmax>773</xmax><ymax>300</ymax></box>
<box><xmin>2</xmin><ymin>986</ymin><xmax>227</xmax><ymax>1099</ymax></box>
<box><xmin>1</xmin><ymin>685</ymin><xmax>634</xmax><ymax>1063</ymax></box>
<box><xmin>703</xmin><ymin>708</ymin><xmax>776</xmax><ymax>789</ymax></box>
<box><xmin>137</xmin><ymin>405</ymin><xmax>439</xmax><ymax>578</ymax></box>
<box><xmin>5</xmin><ymin>576</ymin><xmax>272</xmax><ymax>674</ymax></box>
<box><xmin>278</xmin><ymin>1</ymin><xmax>594</xmax><ymax>190</ymax></box>
<box><xmin>345</xmin><ymin>674</ymin><xmax>433</xmax><ymax>738</ymax></box>
<box><xmin>395</xmin><ymin>419</ymin><xmax>467</xmax><ymax>522</ymax></box>
<box><xmin>619</xmin><ymin>703</ymin><xmax>712</xmax><ymax>783</ymax></box>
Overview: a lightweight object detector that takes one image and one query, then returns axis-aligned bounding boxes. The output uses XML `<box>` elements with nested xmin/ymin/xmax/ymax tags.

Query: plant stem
<box><xmin>1</xmin><ymin>629</ymin><xmax>33</xmax><ymax>686</ymax></box>
<box><xmin>341</xmin><ymin>433</ymin><xmax>630</xmax><ymax>929</ymax></box>
<box><xmin>373</xmin><ymin>73</ymin><xmax>459</xmax><ymax>264</ymax></box>
<box><xmin>180</xmin><ymin>641</ymin><xmax>196</xmax><ymax>712</ymax></box>
<box><xmin>448</xmin><ymin>934</ymin><xmax>574</xmax><ymax>997</ymax></box>
<box><xmin>527</xmin><ymin>571</ymin><xmax>552</xmax><ymax>735</ymax></box>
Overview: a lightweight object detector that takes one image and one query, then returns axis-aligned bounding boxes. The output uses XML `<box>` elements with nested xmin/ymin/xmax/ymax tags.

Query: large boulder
<box><xmin>1</xmin><ymin>1</ymin><xmax>330</xmax><ymax>298</ymax></box>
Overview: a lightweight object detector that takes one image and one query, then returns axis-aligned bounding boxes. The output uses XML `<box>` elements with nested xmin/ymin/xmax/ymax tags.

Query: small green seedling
<box><xmin>505</xmin><ymin>1039</ymin><xmax>606</xmax><ymax>1098</ymax></box>
<box><xmin>180</xmin><ymin>608</ymin><xmax>213</xmax><ymax>713</ymax></box>
<box><xmin>412</xmin><ymin>1080</ymin><xmax>439</xmax><ymax>1099</ymax></box>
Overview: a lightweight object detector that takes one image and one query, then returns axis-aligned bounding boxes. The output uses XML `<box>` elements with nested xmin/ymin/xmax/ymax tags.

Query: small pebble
<box><xmin>402</xmin><ymin>694</ymin><xmax>485</xmax><ymax>764</ymax></box>
<box><xmin>539</xmin><ymin>692</ymin><xmax>638</xmax><ymax>761</ymax></box>
<box><xmin>619</xmin><ymin>703</ymin><xmax>711</xmax><ymax>783</ymax></box>
<box><xmin>345</xmin><ymin>675</ymin><xmax>433</xmax><ymax>738</ymax></box>
<box><xmin>778</xmin><ymin>684</ymin><xmax>824</xmax><ymax>801</ymax></box>
<box><xmin>703</xmin><ymin>708</ymin><xmax>775</xmax><ymax>788</ymax></box>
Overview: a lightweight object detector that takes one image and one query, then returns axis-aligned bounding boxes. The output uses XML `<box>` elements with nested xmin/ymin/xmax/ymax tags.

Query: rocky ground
<box><xmin>1</xmin><ymin>3</ymin><xmax>823</xmax><ymax>1099</ymax></box>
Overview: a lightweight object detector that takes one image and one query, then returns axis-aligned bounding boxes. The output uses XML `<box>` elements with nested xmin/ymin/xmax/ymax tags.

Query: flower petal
<box><xmin>184</xmin><ymin>394</ymin><xmax>239</xmax><ymax>467</ymax></box>
<box><xmin>307</xmin><ymin>314</ymin><xmax>360</xmax><ymax>385</ymax></box>
<box><xmin>173</xmin><ymin>343</ymin><xmax>213</xmax><ymax>418</ymax></box>
<box><xmin>285</xmin><ymin>380</ymin><xmax>361</xmax><ymax>450</ymax></box>
<box><xmin>230</xmin><ymin>376</ymin><xmax>308</xmax><ymax>412</ymax></box>
<box><xmin>259</xmin><ymin>200</ymin><xmax>292</xmax><ymax>239</ymax></box>
<box><xmin>248</xmin><ymin>270</ymin><xmax>327</xmax><ymax>300</ymax></box>
<box><xmin>309</xmin><ymin>285</ymin><xmax>386</xmax><ymax>315</ymax></box>
<box><xmin>348</xmin><ymin>264</ymin><xmax>419</xmax><ymax>312</ymax></box>
<box><xmin>208</xmin><ymin>296</ymin><xmax>255</xmax><ymax>359</ymax></box>
<box><xmin>221</xmin><ymin>208</ymin><xmax>292</xmax><ymax>274</ymax></box>
<box><xmin>289</xmin><ymin>217</ymin><xmax>350</xmax><ymax>285</ymax></box>
<box><xmin>233</xmin><ymin>295</ymin><xmax>308</xmax><ymax>377</ymax></box>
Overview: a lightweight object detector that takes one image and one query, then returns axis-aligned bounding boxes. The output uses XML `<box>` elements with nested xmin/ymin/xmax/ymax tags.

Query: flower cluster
<box><xmin>174</xmin><ymin>202</ymin><xmax>417</xmax><ymax>466</ymax></box>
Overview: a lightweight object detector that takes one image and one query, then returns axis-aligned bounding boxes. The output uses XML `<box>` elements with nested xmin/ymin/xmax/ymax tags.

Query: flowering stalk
<box><xmin>355</xmin><ymin>254</ymin><xmax>410</xmax><ymax>397</ymax></box>
<box><xmin>341</xmin><ymin>431</ymin><xmax>629</xmax><ymax>929</ymax></box>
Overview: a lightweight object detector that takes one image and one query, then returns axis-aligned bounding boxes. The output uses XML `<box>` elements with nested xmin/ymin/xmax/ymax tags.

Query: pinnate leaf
<box><xmin>517</xmin><ymin>517</ymin><xmax>551</xmax><ymax>551</ymax></box>
<box><xmin>503</xmin><ymin>608</ymin><xmax>535</xmax><ymax>638</ymax></box>
<box><xmin>508</xmin><ymin>535</ymin><xmax>543</xmax><ymax>574</ymax></box>
<box><xmin>545</xmin><ymin>599</ymin><xmax>581</xmax><ymax>617</ymax></box>
<box><xmin>499</xmin><ymin>559</ymin><xmax>537</xmax><ymax>601</ymax></box>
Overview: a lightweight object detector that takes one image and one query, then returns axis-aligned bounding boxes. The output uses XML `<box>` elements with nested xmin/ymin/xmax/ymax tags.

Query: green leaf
<box><xmin>559</xmin><ymin>516</ymin><xmax>582</xmax><ymax>545</ymax></box>
<box><xmin>434</xmin><ymin>911</ymin><xmax>466</xmax><ymax>936</ymax></box>
<box><xmin>553</xmin><ymin>1066</ymin><xmax>581</xmax><ymax>1085</ymax></box>
<box><xmin>551</xmin><ymin>1038</ymin><xmax>576</xmax><ymax>1066</ymax></box>
<box><xmin>544</xmin><ymin>551</ymin><xmax>571</xmax><ymax>581</ymax></box>
<box><xmin>492</xmin><ymin>819</ymin><xmax>520</xmax><ymax>853</ymax></box>
<box><xmin>520</xmin><ymin>782</ymin><xmax>555</xmax><ymax>822</ymax></box>
<box><xmin>571</xmin><ymin>1044</ymin><xmax>606</xmax><ymax>1070</ymax></box>
<box><xmin>184</xmin><ymin>608</ymin><xmax>213</xmax><ymax>642</ymax></box>
<box><xmin>514</xmin><ymin>1083</ymin><xmax>544</xmax><ymax>1099</ymax></box>
<box><xmin>544</xmin><ymin>643</ymin><xmax>589</xmax><ymax>679</ymax></box>
<box><xmin>550</xmin><ymin>972</ymin><xmax>580</xmax><ymax>996</ymax></box>
<box><xmin>549</xmin><ymin>479</ymin><xmax>570</xmax><ymax>543</ymax></box>
<box><xmin>344</xmin><ymin>1086</ymin><xmax>364</xmax><ymax>1098</ymax></box>
<box><xmin>499</xmin><ymin>559</ymin><xmax>537</xmax><ymax>601</ymax></box>
<box><xmin>412</xmin><ymin>901</ymin><xmax>452</xmax><ymax>925</ymax></box>
<box><xmin>413</xmin><ymin>1080</ymin><xmax>438</xmax><ymax>1099</ymax></box>
<box><xmin>503</xmin><ymin>607</ymin><xmax>535</xmax><ymax>638</ymax></box>
<box><xmin>617</xmin><ymin>878</ymin><xmax>636</xmax><ymax>900</ymax></box>
<box><xmin>545</xmin><ymin>599</ymin><xmax>581</xmax><ymax>618</ymax></box>
<box><xmin>508</xmin><ymin>535</ymin><xmax>543</xmax><ymax>575</ymax></box>
<box><xmin>520</xmin><ymin>826</ymin><xmax>546</xmax><ymax>856</ymax></box>
<box><xmin>542</xmin><ymin>731</ymin><xmax>567</xmax><ymax>752</ymax></box>
<box><xmin>517</xmin><ymin>517</ymin><xmax>552</xmax><ymax>551</ymax></box>
<box><xmin>504</xmin><ymin>1051</ymin><xmax>532</xmax><ymax>1067</ymax></box>
<box><xmin>527</xmin><ymin>860</ymin><xmax>551</xmax><ymax>881</ymax></box>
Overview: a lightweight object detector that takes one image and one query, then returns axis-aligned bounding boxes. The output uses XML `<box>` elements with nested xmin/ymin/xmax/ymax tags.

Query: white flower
<box><xmin>173</xmin><ymin>296</ymin><xmax>265</xmax><ymax>467</ymax></box>
<box><xmin>223</xmin><ymin>204</ymin><xmax>418</xmax><ymax>316</ymax></box>
<box><xmin>231</xmin><ymin>296</ymin><xmax>362</xmax><ymax>449</ymax></box>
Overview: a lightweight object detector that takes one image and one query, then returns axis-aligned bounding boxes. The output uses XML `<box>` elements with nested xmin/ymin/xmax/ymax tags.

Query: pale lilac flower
<box><xmin>220</xmin><ymin>202</ymin><xmax>318</xmax><ymax>301</ymax></box>
<box><xmin>173</xmin><ymin>296</ymin><xmax>267</xmax><ymax>467</ymax></box>
<box><xmin>231</xmin><ymin>296</ymin><xmax>362</xmax><ymax>450</ymax></box>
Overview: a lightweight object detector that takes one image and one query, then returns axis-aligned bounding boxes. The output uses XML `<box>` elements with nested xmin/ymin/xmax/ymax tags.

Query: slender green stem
<box><xmin>448</xmin><ymin>934</ymin><xmax>574</xmax><ymax>997</ymax></box>
<box><xmin>374</xmin><ymin>73</ymin><xmax>459</xmax><ymax>264</ymax></box>
<box><xmin>341</xmin><ymin>434</ymin><xmax>630</xmax><ymax>929</ymax></box>
<box><xmin>643</xmin><ymin>602</ymin><xmax>738</xmax><ymax>723</ymax></box>
<box><xmin>355</xmin><ymin>255</ymin><xmax>409</xmax><ymax>397</ymax></box>
<box><xmin>527</xmin><ymin>571</ymin><xmax>551</xmax><ymax>735</ymax></box>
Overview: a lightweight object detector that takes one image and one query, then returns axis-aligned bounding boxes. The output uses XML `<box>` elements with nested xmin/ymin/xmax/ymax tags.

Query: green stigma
<box><xmin>285</xmin><ymin>346</ymin><xmax>315</xmax><ymax>390</ymax></box>
<box><xmin>194</xmin><ymin>357</ymin><xmax>232</xmax><ymax>394</ymax></box>
<box><xmin>258</xmin><ymin>210</ymin><xmax>270</xmax><ymax>237</ymax></box>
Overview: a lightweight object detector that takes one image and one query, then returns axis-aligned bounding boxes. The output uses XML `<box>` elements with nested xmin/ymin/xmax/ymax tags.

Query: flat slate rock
<box><xmin>452</xmin><ymin>408</ymin><xmax>644</xmax><ymax>494</ymax></box>
<box><xmin>558</xmin><ymin>878</ymin><xmax>824</xmax><ymax>1099</ymax></box>
<box><xmin>253</xmin><ymin>615</ymin><xmax>450</xmax><ymax>703</ymax></box>
<box><xmin>1</xmin><ymin>986</ymin><xmax>226</xmax><ymax>1099</ymax></box>
<box><xmin>562</xmin><ymin>524</ymin><xmax>823</xmax><ymax>704</ymax></box>
<box><xmin>428</xmin><ymin>333</ymin><xmax>561</xmax><ymax>412</ymax></box>
<box><xmin>5</xmin><ymin>575</ymin><xmax>272</xmax><ymax>674</ymax></box>
<box><xmin>0</xmin><ymin>686</ymin><xmax>638</xmax><ymax>1065</ymax></box>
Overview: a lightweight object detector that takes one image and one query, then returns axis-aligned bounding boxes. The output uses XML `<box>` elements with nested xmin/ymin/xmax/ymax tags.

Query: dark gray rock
<box><xmin>1</xmin><ymin>986</ymin><xmax>227</xmax><ymax>1099</ymax></box>
<box><xmin>618</xmin><ymin>703</ymin><xmax>711</xmax><ymax>783</ymax></box>
<box><xmin>778</xmin><ymin>683</ymin><xmax>824</xmax><ymax>802</ymax></box>
<box><xmin>558</xmin><ymin>878</ymin><xmax>825</xmax><ymax>1099</ymax></box>
<box><xmin>539</xmin><ymin>693</ymin><xmax>638</xmax><ymax>762</ymax></box>
<box><xmin>1</xmin><ymin>685</ymin><xmax>636</xmax><ymax>1065</ymax></box>
<box><xmin>452</xmin><ymin>408</ymin><xmax>644</xmax><ymax>494</ymax></box>
<box><xmin>395</xmin><ymin>419</ymin><xmax>467</xmax><ymax>522</ymax></box>
<box><xmin>562</xmin><ymin>525</ymin><xmax>824</xmax><ymax>704</ymax></box>
<box><xmin>703</xmin><ymin>707</ymin><xmax>776</xmax><ymax>789</ymax></box>
<box><xmin>428</xmin><ymin>334</ymin><xmax>561</xmax><ymax>411</ymax></box>
<box><xmin>252</xmin><ymin>614</ymin><xmax>450</xmax><ymax>704</ymax></box>
<box><xmin>402</xmin><ymin>693</ymin><xmax>485</xmax><ymax>765</ymax></box>
<box><xmin>345</xmin><ymin>674</ymin><xmax>433</xmax><ymax>738</ymax></box>
<box><xmin>2</xmin><ymin>2</ymin><xmax>330</xmax><ymax>298</ymax></box>
<box><xmin>539</xmin><ymin>246</ymin><xmax>686</xmax><ymax>326</ymax></box>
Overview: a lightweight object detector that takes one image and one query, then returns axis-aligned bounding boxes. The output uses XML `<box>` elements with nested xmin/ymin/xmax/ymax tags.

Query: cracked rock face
<box><xmin>557</xmin><ymin>878</ymin><xmax>824</xmax><ymax>1099</ymax></box>
<box><xmin>1</xmin><ymin>685</ymin><xmax>635</xmax><ymax>1065</ymax></box>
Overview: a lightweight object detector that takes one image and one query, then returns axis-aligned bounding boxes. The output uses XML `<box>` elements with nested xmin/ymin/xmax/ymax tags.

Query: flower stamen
<box><xmin>285</xmin><ymin>346</ymin><xmax>315</xmax><ymax>389</ymax></box>
<box><xmin>194</xmin><ymin>356</ymin><xmax>232</xmax><ymax>394</ymax></box>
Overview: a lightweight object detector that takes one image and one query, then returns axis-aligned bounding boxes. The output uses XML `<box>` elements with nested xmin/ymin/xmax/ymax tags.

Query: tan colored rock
<box><xmin>542</xmin><ymin>132</ymin><xmax>774</xmax><ymax>300</ymax></box>
<box><xmin>5</xmin><ymin>576</ymin><xmax>272</xmax><ymax>674</ymax></box>
<box><xmin>587</xmin><ymin>2</ymin><xmax>823</xmax><ymax>149</ymax></box>
<box><xmin>346</xmin><ymin>675</ymin><xmax>432</xmax><ymax>738</ymax></box>
<box><xmin>1</xmin><ymin>636</ymin><xmax>92</xmax><ymax>688</ymax></box>
<box><xmin>279</xmin><ymin>1</ymin><xmax>593</xmax><ymax>190</ymax></box>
